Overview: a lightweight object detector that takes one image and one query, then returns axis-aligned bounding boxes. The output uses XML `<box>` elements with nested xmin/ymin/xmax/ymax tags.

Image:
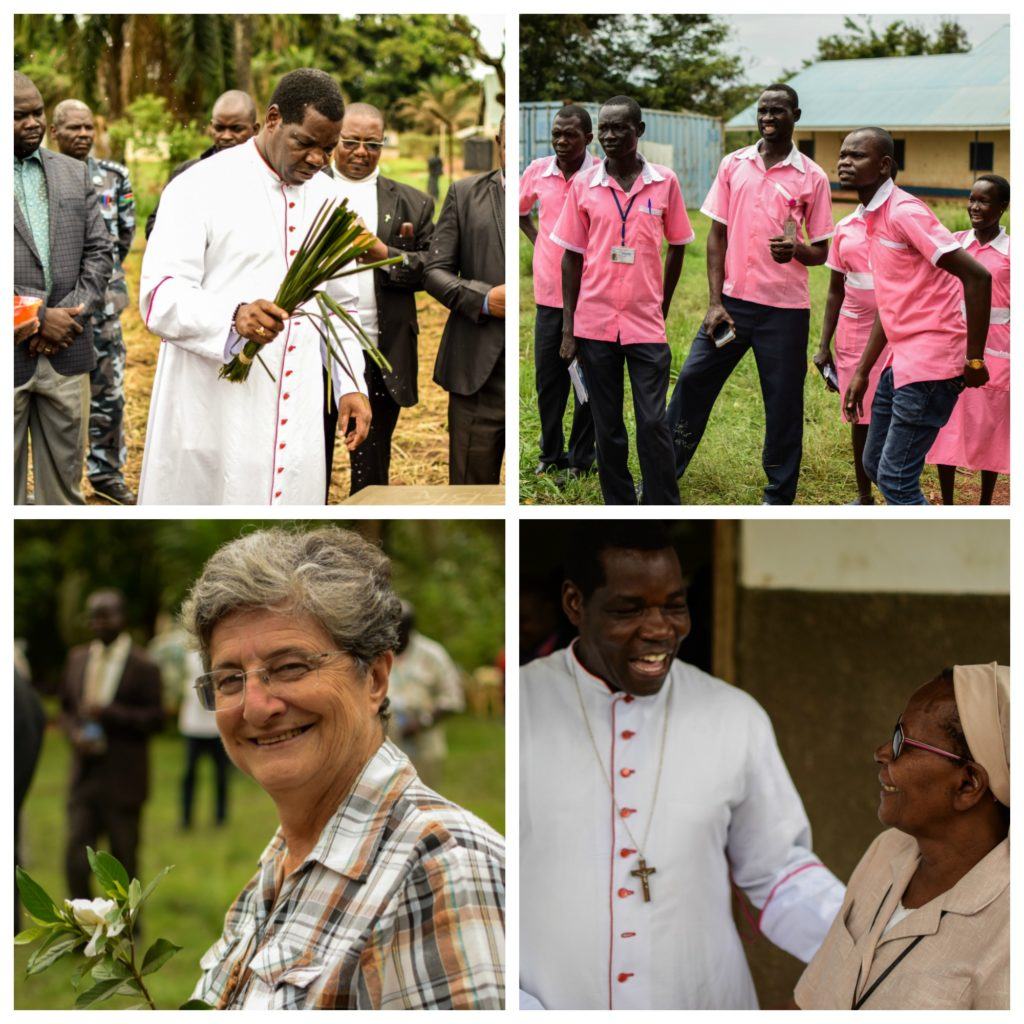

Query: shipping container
<box><xmin>520</xmin><ymin>101</ymin><xmax>723</xmax><ymax>204</ymax></box>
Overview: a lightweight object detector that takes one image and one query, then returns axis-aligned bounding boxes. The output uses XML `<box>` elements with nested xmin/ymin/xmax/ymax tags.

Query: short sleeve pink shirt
<box><xmin>551</xmin><ymin>158</ymin><xmax>695</xmax><ymax>344</ymax></box>
<box><xmin>519</xmin><ymin>152</ymin><xmax>599</xmax><ymax>308</ymax></box>
<box><xmin>702</xmin><ymin>144</ymin><xmax>834</xmax><ymax>309</ymax></box>
<box><xmin>959</xmin><ymin>228</ymin><xmax>1010</xmax><ymax>389</ymax></box>
<box><xmin>863</xmin><ymin>180</ymin><xmax>966</xmax><ymax>388</ymax></box>
<box><xmin>826</xmin><ymin>212</ymin><xmax>877</xmax><ymax>319</ymax></box>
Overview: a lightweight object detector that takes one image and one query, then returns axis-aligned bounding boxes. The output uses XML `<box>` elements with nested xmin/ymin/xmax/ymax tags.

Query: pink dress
<box><xmin>927</xmin><ymin>229</ymin><xmax>1010</xmax><ymax>474</ymax></box>
<box><xmin>826</xmin><ymin>212</ymin><xmax>889</xmax><ymax>424</ymax></box>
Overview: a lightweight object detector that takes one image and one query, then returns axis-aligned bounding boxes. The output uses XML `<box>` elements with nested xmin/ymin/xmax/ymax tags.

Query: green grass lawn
<box><xmin>14</xmin><ymin>715</ymin><xmax>503</xmax><ymax>1009</ymax></box>
<box><xmin>519</xmin><ymin>200</ymin><xmax>993</xmax><ymax>505</ymax></box>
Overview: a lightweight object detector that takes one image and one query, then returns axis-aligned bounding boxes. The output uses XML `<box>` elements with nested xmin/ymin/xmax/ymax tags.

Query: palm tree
<box><xmin>395</xmin><ymin>75</ymin><xmax>479</xmax><ymax>183</ymax></box>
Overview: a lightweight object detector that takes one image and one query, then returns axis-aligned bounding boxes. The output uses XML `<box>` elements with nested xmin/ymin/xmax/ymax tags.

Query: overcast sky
<box><xmin>723</xmin><ymin>14</ymin><xmax>1007</xmax><ymax>82</ymax></box>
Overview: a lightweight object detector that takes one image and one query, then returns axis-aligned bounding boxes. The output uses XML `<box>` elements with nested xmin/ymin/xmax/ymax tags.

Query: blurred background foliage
<box><xmin>15</xmin><ymin>519</ymin><xmax>504</xmax><ymax>691</ymax></box>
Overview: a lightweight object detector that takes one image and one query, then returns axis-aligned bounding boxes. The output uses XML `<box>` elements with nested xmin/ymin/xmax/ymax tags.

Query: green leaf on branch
<box><xmin>141</xmin><ymin>937</ymin><xmax>182</xmax><ymax>975</ymax></box>
<box><xmin>179</xmin><ymin>999</ymin><xmax>215</xmax><ymax>1009</ymax></box>
<box><xmin>74</xmin><ymin>977</ymin><xmax>124</xmax><ymax>1009</ymax></box>
<box><xmin>91</xmin><ymin>956</ymin><xmax>132</xmax><ymax>981</ymax></box>
<box><xmin>15</xmin><ymin>867</ymin><xmax>60</xmax><ymax>923</ymax></box>
<box><xmin>138</xmin><ymin>864</ymin><xmax>174</xmax><ymax>911</ymax></box>
<box><xmin>25</xmin><ymin>931</ymin><xmax>83</xmax><ymax>975</ymax></box>
<box><xmin>128</xmin><ymin>878</ymin><xmax>143</xmax><ymax>911</ymax></box>
<box><xmin>87</xmin><ymin>847</ymin><xmax>130</xmax><ymax>898</ymax></box>
<box><xmin>13</xmin><ymin>924</ymin><xmax>50</xmax><ymax>945</ymax></box>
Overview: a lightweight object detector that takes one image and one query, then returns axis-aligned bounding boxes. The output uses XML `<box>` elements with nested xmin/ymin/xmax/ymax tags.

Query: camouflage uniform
<box><xmin>86</xmin><ymin>156</ymin><xmax>135</xmax><ymax>487</ymax></box>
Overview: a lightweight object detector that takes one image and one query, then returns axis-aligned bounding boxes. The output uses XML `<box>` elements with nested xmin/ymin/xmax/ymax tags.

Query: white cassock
<box><xmin>138</xmin><ymin>138</ymin><xmax>367</xmax><ymax>505</ymax></box>
<box><xmin>520</xmin><ymin>645</ymin><xmax>845</xmax><ymax>1010</ymax></box>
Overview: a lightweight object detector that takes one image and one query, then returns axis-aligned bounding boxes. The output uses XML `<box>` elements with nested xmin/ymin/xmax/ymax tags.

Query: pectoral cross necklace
<box><xmin>572</xmin><ymin>668</ymin><xmax>671</xmax><ymax>903</ymax></box>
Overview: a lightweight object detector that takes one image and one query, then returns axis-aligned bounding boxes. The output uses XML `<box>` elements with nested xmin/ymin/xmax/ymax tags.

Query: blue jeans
<box><xmin>863</xmin><ymin>367</ymin><xmax>964</xmax><ymax>504</ymax></box>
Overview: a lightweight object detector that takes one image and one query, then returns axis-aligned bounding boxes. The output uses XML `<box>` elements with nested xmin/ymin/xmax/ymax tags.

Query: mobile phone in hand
<box><xmin>711</xmin><ymin>321</ymin><xmax>736</xmax><ymax>348</ymax></box>
<box><xmin>817</xmin><ymin>362</ymin><xmax>839</xmax><ymax>391</ymax></box>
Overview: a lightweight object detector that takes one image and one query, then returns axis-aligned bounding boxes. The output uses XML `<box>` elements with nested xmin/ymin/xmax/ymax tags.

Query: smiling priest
<box><xmin>138</xmin><ymin>69</ymin><xmax>379</xmax><ymax>505</ymax></box>
<box><xmin>519</xmin><ymin>521</ymin><xmax>845</xmax><ymax>1010</ymax></box>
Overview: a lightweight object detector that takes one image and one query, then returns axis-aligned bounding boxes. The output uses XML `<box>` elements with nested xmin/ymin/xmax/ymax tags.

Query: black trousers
<box><xmin>534</xmin><ymin>304</ymin><xmax>595</xmax><ymax>470</ymax></box>
<box><xmin>181</xmin><ymin>736</ymin><xmax>230</xmax><ymax>827</ymax></box>
<box><xmin>449</xmin><ymin>358</ymin><xmax>505</xmax><ymax>485</ymax></box>
<box><xmin>577</xmin><ymin>337</ymin><xmax>679</xmax><ymax>505</ymax></box>
<box><xmin>347</xmin><ymin>362</ymin><xmax>404</xmax><ymax>495</ymax></box>
<box><xmin>66</xmin><ymin>794</ymin><xmax>141</xmax><ymax>898</ymax></box>
<box><xmin>667</xmin><ymin>295</ymin><xmax>809</xmax><ymax>505</ymax></box>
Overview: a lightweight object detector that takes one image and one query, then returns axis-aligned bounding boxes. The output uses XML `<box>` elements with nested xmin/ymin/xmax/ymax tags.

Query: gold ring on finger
<box><xmin>256</xmin><ymin>325</ymin><xmax>267</xmax><ymax>337</ymax></box>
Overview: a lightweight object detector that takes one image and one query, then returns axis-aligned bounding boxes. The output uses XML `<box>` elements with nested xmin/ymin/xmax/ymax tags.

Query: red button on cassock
<box><xmin>289</xmin><ymin>202</ymin><xmax>295</xmax><ymax>208</ymax></box>
<box><xmin>288</xmin><ymin>346</ymin><xmax>296</xmax><ymax>352</ymax></box>
<box><xmin>274</xmin><ymin>490</ymin><xmax>282</xmax><ymax>498</ymax></box>
<box><xmin>289</xmin><ymin>225</ymin><xmax>295</xmax><ymax>232</ymax></box>
<box><xmin>617</xmin><ymin>888</ymin><xmax>634</xmax><ymax>899</ymax></box>
<box><xmin>289</xmin><ymin>249</ymin><xmax>297</xmax><ymax>256</ymax></box>
<box><xmin>280</xmin><ymin>418</ymin><xmax>288</xmax><ymax>425</ymax></box>
<box><xmin>621</xmin><ymin>931</ymin><xmax>636</xmax><ymax>938</ymax></box>
<box><xmin>620</xmin><ymin>807</ymin><xmax>636</xmax><ymax>818</ymax></box>
<box><xmin>623</xmin><ymin>695</ymin><xmax>635</xmax><ymax>704</ymax></box>
<box><xmin>620</xmin><ymin>768</ymin><xmax>635</xmax><ymax>778</ymax></box>
<box><xmin>277</xmin><ymin>467</ymin><xmax>284</xmax><ymax>474</ymax></box>
<box><xmin>621</xmin><ymin>730</ymin><xmax>635</xmax><ymax>739</ymax></box>
<box><xmin>285</xmin><ymin>369</ymin><xmax>293</xmax><ymax>376</ymax></box>
<box><xmin>617</xmin><ymin>973</ymin><xmax>634</xmax><ymax>983</ymax></box>
<box><xmin>283</xmin><ymin>393</ymin><xmax>290</xmax><ymax>400</ymax></box>
<box><xmin>619</xmin><ymin>848</ymin><xmax>636</xmax><ymax>858</ymax></box>
<box><xmin>279</xmin><ymin>443</ymin><xmax>286</xmax><ymax>450</ymax></box>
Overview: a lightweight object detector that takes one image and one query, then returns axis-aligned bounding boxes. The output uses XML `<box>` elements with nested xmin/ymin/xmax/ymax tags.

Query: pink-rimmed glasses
<box><xmin>892</xmin><ymin>719</ymin><xmax>965</xmax><ymax>763</ymax></box>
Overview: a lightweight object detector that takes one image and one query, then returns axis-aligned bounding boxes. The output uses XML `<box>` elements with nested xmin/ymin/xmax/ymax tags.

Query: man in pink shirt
<box><xmin>667</xmin><ymin>85</ymin><xmax>834</xmax><ymax>504</ymax></box>
<box><xmin>841</xmin><ymin>127</ymin><xmax>992</xmax><ymax>505</ymax></box>
<box><xmin>553</xmin><ymin>96</ymin><xmax>694</xmax><ymax>505</ymax></box>
<box><xmin>520</xmin><ymin>105</ymin><xmax>597</xmax><ymax>480</ymax></box>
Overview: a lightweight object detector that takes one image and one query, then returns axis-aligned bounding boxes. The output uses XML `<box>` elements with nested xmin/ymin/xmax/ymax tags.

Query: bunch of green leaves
<box><xmin>15</xmin><ymin>849</ymin><xmax>210</xmax><ymax>1010</ymax></box>
<box><xmin>219</xmin><ymin>197</ymin><xmax>401</xmax><ymax>384</ymax></box>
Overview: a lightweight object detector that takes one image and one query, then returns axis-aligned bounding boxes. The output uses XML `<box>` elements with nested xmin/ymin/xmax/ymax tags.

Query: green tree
<box><xmin>520</xmin><ymin>14</ymin><xmax>749</xmax><ymax>118</ymax></box>
<box><xmin>395</xmin><ymin>75</ymin><xmax>479</xmax><ymax>182</ymax></box>
<box><xmin>810</xmin><ymin>16</ymin><xmax>970</xmax><ymax>62</ymax></box>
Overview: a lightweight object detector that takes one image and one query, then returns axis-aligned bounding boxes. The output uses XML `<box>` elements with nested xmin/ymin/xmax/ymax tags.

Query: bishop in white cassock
<box><xmin>138</xmin><ymin>70</ymin><xmax>371</xmax><ymax>505</ymax></box>
<box><xmin>519</xmin><ymin>525</ymin><xmax>845</xmax><ymax>1010</ymax></box>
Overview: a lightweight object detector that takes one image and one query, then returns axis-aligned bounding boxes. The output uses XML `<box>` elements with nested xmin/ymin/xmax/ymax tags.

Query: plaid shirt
<box><xmin>192</xmin><ymin>740</ymin><xmax>504</xmax><ymax>1009</ymax></box>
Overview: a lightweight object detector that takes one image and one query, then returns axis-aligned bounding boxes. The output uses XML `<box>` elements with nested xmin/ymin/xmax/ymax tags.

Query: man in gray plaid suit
<box><xmin>14</xmin><ymin>72</ymin><xmax>112</xmax><ymax>504</ymax></box>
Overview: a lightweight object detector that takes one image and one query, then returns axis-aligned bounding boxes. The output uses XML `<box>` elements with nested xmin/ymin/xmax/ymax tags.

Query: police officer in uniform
<box><xmin>51</xmin><ymin>99</ymin><xmax>136</xmax><ymax>504</ymax></box>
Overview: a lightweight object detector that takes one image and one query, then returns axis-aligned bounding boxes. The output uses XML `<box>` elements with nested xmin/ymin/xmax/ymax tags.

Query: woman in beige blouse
<box><xmin>795</xmin><ymin>663</ymin><xmax>1009</xmax><ymax>1010</ymax></box>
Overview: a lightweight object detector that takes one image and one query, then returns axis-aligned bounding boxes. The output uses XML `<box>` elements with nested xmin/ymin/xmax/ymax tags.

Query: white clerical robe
<box><xmin>138</xmin><ymin>139</ymin><xmax>367</xmax><ymax>505</ymax></box>
<box><xmin>520</xmin><ymin>645</ymin><xmax>845</xmax><ymax>1010</ymax></box>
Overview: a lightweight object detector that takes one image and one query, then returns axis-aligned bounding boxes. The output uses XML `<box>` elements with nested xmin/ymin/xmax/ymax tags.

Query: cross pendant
<box><xmin>630</xmin><ymin>856</ymin><xmax>656</xmax><ymax>903</ymax></box>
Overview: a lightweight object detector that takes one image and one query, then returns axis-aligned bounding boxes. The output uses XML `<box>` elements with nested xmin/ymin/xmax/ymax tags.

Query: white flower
<box><xmin>65</xmin><ymin>898</ymin><xmax>126</xmax><ymax>957</ymax></box>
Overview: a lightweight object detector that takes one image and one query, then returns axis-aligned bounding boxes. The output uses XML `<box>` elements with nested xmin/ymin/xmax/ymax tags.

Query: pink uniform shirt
<box><xmin>827</xmin><ymin>211</ymin><xmax>888</xmax><ymax>424</ymax></box>
<box><xmin>959</xmin><ymin>228</ymin><xmax>1010</xmax><ymax>390</ymax></box>
<box><xmin>701</xmin><ymin>144</ymin><xmax>834</xmax><ymax>309</ymax></box>
<box><xmin>520</xmin><ymin>152</ymin><xmax>599</xmax><ymax>308</ymax></box>
<box><xmin>863</xmin><ymin>179</ymin><xmax>965</xmax><ymax>388</ymax></box>
<box><xmin>552</xmin><ymin>157</ymin><xmax>695</xmax><ymax>344</ymax></box>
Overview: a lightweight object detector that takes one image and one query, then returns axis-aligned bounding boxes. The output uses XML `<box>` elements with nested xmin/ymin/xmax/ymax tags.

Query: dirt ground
<box><xmin>89</xmin><ymin>243</ymin><xmax>457</xmax><ymax>504</ymax></box>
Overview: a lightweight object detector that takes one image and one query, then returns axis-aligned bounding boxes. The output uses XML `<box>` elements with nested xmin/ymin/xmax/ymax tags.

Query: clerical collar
<box><xmin>335</xmin><ymin>167</ymin><xmax>380</xmax><ymax>186</ymax></box>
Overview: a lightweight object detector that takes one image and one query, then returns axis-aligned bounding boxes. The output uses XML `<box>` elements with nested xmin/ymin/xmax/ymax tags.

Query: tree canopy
<box><xmin>520</xmin><ymin>15</ymin><xmax>759</xmax><ymax>119</ymax></box>
<box><xmin>13</xmin><ymin>14</ymin><xmax>501</xmax><ymax>128</ymax></box>
<box><xmin>809</xmin><ymin>16</ymin><xmax>970</xmax><ymax>62</ymax></box>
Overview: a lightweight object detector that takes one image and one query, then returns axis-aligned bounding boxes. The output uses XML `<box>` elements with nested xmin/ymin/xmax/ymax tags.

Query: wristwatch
<box><xmin>965</xmin><ymin>358</ymin><xmax>986</xmax><ymax>370</ymax></box>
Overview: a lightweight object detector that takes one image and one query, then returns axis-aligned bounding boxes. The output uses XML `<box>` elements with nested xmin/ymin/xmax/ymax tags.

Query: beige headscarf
<box><xmin>953</xmin><ymin>663</ymin><xmax>1010</xmax><ymax>806</ymax></box>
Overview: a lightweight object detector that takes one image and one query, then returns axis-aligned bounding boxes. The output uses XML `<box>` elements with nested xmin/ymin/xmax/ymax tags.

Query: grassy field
<box><xmin>79</xmin><ymin>156</ymin><xmax>473</xmax><ymax>506</ymax></box>
<box><xmin>518</xmin><ymin>201</ymin><xmax>1008</xmax><ymax>506</ymax></box>
<box><xmin>14</xmin><ymin>714</ymin><xmax>504</xmax><ymax>1009</ymax></box>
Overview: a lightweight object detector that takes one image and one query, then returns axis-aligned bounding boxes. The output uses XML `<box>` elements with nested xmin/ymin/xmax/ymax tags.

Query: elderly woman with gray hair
<box><xmin>795</xmin><ymin>664</ymin><xmax>1009</xmax><ymax>1010</ymax></box>
<box><xmin>181</xmin><ymin>526</ymin><xmax>504</xmax><ymax>1009</ymax></box>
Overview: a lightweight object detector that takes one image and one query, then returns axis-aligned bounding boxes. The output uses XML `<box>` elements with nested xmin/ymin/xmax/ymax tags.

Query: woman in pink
<box><xmin>927</xmin><ymin>176</ymin><xmax>1010</xmax><ymax>504</ymax></box>
<box><xmin>815</xmin><ymin>208</ymin><xmax>889</xmax><ymax>504</ymax></box>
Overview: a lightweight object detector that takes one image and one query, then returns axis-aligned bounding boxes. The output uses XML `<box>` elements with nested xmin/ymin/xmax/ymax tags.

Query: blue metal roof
<box><xmin>727</xmin><ymin>26</ymin><xmax>1009</xmax><ymax>131</ymax></box>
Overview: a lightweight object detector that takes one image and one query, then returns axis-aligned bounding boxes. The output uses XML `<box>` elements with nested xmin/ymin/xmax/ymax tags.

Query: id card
<box><xmin>610</xmin><ymin>246</ymin><xmax>636</xmax><ymax>264</ymax></box>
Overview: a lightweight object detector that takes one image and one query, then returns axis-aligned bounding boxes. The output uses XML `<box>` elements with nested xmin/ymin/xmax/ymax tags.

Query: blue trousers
<box><xmin>667</xmin><ymin>295</ymin><xmax>809</xmax><ymax>504</ymax></box>
<box><xmin>862</xmin><ymin>366</ymin><xmax>964</xmax><ymax>504</ymax></box>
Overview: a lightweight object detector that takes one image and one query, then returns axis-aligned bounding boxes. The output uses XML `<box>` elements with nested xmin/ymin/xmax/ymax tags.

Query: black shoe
<box><xmin>91</xmin><ymin>479</ymin><xmax>137</xmax><ymax>505</ymax></box>
<box><xmin>534</xmin><ymin>461</ymin><xmax>565</xmax><ymax>476</ymax></box>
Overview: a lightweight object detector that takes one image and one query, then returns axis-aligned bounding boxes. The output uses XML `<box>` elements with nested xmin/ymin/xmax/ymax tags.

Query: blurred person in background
<box><xmin>59</xmin><ymin>589</ymin><xmax>163</xmax><ymax>896</ymax></box>
<box><xmin>179</xmin><ymin>647</ymin><xmax>231</xmax><ymax>829</ymax></box>
<box><xmin>14</xmin><ymin>653</ymin><xmax>45</xmax><ymax>932</ymax></box>
<box><xmin>387</xmin><ymin>601</ymin><xmax>465</xmax><ymax>790</ymax></box>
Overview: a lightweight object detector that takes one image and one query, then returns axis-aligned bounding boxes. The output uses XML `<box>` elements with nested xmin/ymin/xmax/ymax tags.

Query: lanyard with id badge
<box><xmin>610</xmin><ymin>190</ymin><xmax>638</xmax><ymax>264</ymax></box>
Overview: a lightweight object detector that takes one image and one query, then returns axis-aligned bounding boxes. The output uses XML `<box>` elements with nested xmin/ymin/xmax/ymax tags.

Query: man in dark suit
<box><xmin>425</xmin><ymin>117</ymin><xmax>505</xmax><ymax>485</ymax></box>
<box><xmin>325</xmin><ymin>103</ymin><xmax>435</xmax><ymax>493</ymax></box>
<box><xmin>60</xmin><ymin>590</ymin><xmax>163</xmax><ymax>897</ymax></box>
<box><xmin>14</xmin><ymin>72</ymin><xmax>113</xmax><ymax>505</ymax></box>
